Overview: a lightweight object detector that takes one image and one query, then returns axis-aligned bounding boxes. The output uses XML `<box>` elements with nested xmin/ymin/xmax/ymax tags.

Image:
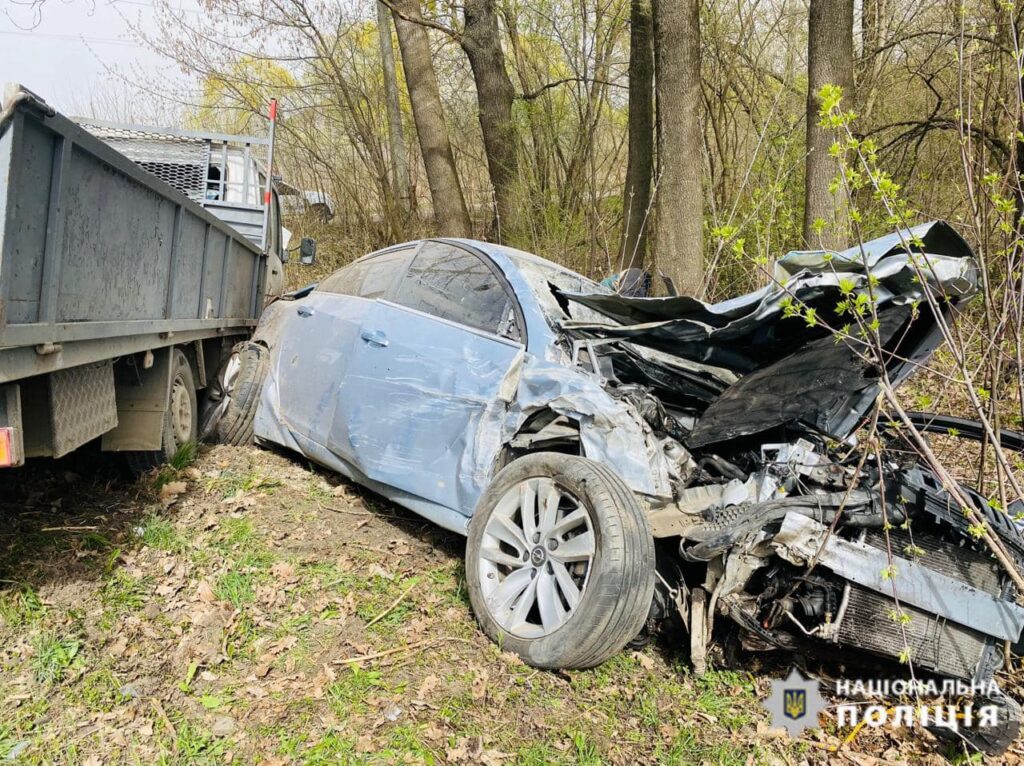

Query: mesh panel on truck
<box><xmin>75</xmin><ymin>122</ymin><xmax>212</xmax><ymax>202</ymax></box>
<box><xmin>73</xmin><ymin>120</ymin><xmax>269</xmax><ymax>209</ymax></box>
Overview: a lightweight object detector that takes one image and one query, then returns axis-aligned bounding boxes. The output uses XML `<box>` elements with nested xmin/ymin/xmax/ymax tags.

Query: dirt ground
<box><xmin>0</xmin><ymin>444</ymin><xmax>1021</xmax><ymax>765</ymax></box>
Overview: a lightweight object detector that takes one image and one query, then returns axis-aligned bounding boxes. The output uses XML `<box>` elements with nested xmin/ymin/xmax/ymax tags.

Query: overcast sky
<box><xmin>0</xmin><ymin>0</ymin><xmax>194</xmax><ymax>117</ymax></box>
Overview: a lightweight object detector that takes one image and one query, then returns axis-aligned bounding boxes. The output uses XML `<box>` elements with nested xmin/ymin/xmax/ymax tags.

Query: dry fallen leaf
<box><xmin>159</xmin><ymin>481</ymin><xmax>187</xmax><ymax>506</ymax></box>
<box><xmin>270</xmin><ymin>561</ymin><xmax>296</xmax><ymax>581</ymax></box>
<box><xmin>416</xmin><ymin>674</ymin><xmax>441</xmax><ymax>701</ymax></box>
<box><xmin>446</xmin><ymin>736</ymin><xmax>509</xmax><ymax>766</ymax></box>
<box><xmin>367</xmin><ymin>563</ymin><xmax>393</xmax><ymax>580</ymax></box>
<box><xmin>471</xmin><ymin>669</ymin><xmax>488</xmax><ymax>701</ymax></box>
<box><xmin>196</xmin><ymin>580</ymin><xmax>216</xmax><ymax>604</ymax></box>
<box><xmin>632</xmin><ymin>650</ymin><xmax>655</xmax><ymax>671</ymax></box>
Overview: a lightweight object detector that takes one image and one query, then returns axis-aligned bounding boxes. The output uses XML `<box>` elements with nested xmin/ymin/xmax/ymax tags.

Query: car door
<box><xmin>273</xmin><ymin>246</ymin><xmax>414</xmax><ymax>449</ymax></box>
<box><xmin>329</xmin><ymin>241</ymin><xmax>525</xmax><ymax>516</ymax></box>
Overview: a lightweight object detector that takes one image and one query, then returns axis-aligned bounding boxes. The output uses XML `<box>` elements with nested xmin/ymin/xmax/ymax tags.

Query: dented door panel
<box><xmin>330</xmin><ymin>300</ymin><xmax>523</xmax><ymax>515</ymax></box>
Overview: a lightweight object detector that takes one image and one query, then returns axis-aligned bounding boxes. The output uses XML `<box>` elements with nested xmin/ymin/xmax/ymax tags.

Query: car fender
<box><xmin>511</xmin><ymin>355</ymin><xmax>675</xmax><ymax>500</ymax></box>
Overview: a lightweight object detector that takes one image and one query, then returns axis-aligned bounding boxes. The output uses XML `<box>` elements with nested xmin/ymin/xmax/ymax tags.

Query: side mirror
<box><xmin>299</xmin><ymin>237</ymin><xmax>317</xmax><ymax>265</ymax></box>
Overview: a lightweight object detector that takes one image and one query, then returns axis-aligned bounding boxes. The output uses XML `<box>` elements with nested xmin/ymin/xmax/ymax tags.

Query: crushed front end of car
<box><xmin>556</xmin><ymin>221</ymin><xmax>1024</xmax><ymax>751</ymax></box>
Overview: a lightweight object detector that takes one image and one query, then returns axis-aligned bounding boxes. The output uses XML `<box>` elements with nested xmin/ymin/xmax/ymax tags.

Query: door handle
<box><xmin>296</xmin><ymin>305</ymin><xmax>314</xmax><ymax>317</ymax></box>
<box><xmin>360</xmin><ymin>329</ymin><xmax>389</xmax><ymax>348</ymax></box>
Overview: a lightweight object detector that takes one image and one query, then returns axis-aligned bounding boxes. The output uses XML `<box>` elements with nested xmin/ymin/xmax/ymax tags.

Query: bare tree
<box><xmin>803</xmin><ymin>0</ymin><xmax>854</xmax><ymax>248</ymax></box>
<box><xmin>654</xmin><ymin>0</ymin><xmax>704</xmax><ymax>295</ymax></box>
<box><xmin>462</xmin><ymin>0</ymin><xmax>519</xmax><ymax>238</ymax></box>
<box><xmin>377</xmin><ymin>1</ymin><xmax>412</xmax><ymax>222</ymax></box>
<box><xmin>390</xmin><ymin>0</ymin><xmax>472</xmax><ymax>236</ymax></box>
<box><xmin>621</xmin><ymin>0</ymin><xmax>654</xmax><ymax>271</ymax></box>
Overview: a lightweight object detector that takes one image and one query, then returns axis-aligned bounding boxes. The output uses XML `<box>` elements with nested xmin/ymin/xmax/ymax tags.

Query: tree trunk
<box><xmin>861</xmin><ymin>0</ymin><xmax>885</xmax><ymax>56</ymax></box>
<box><xmin>503</xmin><ymin>8</ymin><xmax>550</xmax><ymax>195</ymax></box>
<box><xmin>462</xmin><ymin>0</ymin><xmax>519</xmax><ymax>240</ymax></box>
<box><xmin>804</xmin><ymin>0</ymin><xmax>854</xmax><ymax>249</ymax></box>
<box><xmin>621</xmin><ymin>0</ymin><xmax>654</xmax><ymax>271</ymax></box>
<box><xmin>653</xmin><ymin>0</ymin><xmax>704</xmax><ymax>296</ymax></box>
<box><xmin>858</xmin><ymin>0</ymin><xmax>887</xmax><ymax>123</ymax></box>
<box><xmin>391</xmin><ymin>0</ymin><xmax>472</xmax><ymax>236</ymax></box>
<box><xmin>377</xmin><ymin>1</ymin><xmax>412</xmax><ymax>223</ymax></box>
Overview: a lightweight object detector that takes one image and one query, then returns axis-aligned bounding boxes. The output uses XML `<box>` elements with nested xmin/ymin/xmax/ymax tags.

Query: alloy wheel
<box><xmin>477</xmin><ymin>477</ymin><xmax>595</xmax><ymax>638</ymax></box>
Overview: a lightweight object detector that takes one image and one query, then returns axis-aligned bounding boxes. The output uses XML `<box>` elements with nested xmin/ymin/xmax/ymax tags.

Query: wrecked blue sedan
<box><xmin>216</xmin><ymin>227</ymin><xmax>1024</xmax><ymax>752</ymax></box>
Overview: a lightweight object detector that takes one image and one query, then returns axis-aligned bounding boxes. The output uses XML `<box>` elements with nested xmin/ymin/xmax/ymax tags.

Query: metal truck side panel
<box><xmin>0</xmin><ymin>89</ymin><xmax>262</xmax><ymax>380</ymax></box>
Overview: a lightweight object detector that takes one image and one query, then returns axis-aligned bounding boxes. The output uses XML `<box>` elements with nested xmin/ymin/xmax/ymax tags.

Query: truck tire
<box><xmin>465</xmin><ymin>452</ymin><xmax>655</xmax><ymax>669</ymax></box>
<box><xmin>126</xmin><ymin>349</ymin><xmax>198</xmax><ymax>473</ymax></box>
<box><xmin>214</xmin><ymin>341</ymin><xmax>268</xmax><ymax>447</ymax></box>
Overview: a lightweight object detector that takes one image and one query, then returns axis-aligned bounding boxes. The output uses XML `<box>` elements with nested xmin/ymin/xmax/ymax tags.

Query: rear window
<box><xmin>393</xmin><ymin>242</ymin><xmax>516</xmax><ymax>337</ymax></box>
<box><xmin>317</xmin><ymin>248</ymin><xmax>413</xmax><ymax>299</ymax></box>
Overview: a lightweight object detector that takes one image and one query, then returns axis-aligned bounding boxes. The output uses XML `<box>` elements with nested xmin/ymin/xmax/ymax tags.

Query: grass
<box><xmin>290</xmin><ymin>731</ymin><xmax>363</xmax><ymax>765</ymax></box>
<box><xmin>0</xmin><ymin>447</ymin><xmax>820</xmax><ymax>766</ymax></box>
<box><xmin>305</xmin><ymin>478</ymin><xmax>335</xmax><ymax>504</ymax></box>
<box><xmin>30</xmin><ymin>632</ymin><xmax>81</xmax><ymax>684</ymax></box>
<box><xmin>159</xmin><ymin>718</ymin><xmax>229</xmax><ymax>766</ymax></box>
<box><xmin>100</xmin><ymin>569</ymin><xmax>150</xmax><ymax>623</ymax></box>
<box><xmin>214</xmin><ymin>570</ymin><xmax>256</xmax><ymax>608</ymax></box>
<box><xmin>72</xmin><ymin>668</ymin><xmax>129</xmax><ymax>712</ymax></box>
<box><xmin>656</xmin><ymin>729</ymin><xmax>761</xmax><ymax>765</ymax></box>
<box><xmin>0</xmin><ymin>585</ymin><xmax>46</xmax><ymax>628</ymax></box>
<box><xmin>204</xmin><ymin>468</ymin><xmax>282</xmax><ymax>499</ymax></box>
<box><xmin>138</xmin><ymin>514</ymin><xmax>187</xmax><ymax>554</ymax></box>
<box><xmin>170</xmin><ymin>441</ymin><xmax>200</xmax><ymax>471</ymax></box>
<box><xmin>326</xmin><ymin>666</ymin><xmax>391</xmax><ymax>717</ymax></box>
<box><xmin>212</xmin><ymin>517</ymin><xmax>263</xmax><ymax>557</ymax></box>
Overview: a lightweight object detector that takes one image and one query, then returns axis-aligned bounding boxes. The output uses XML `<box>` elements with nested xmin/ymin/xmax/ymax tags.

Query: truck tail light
<box><xmin>0</xmin><ymin>427</ymin><xmax>13</xmax><ymax>468</ymax></box>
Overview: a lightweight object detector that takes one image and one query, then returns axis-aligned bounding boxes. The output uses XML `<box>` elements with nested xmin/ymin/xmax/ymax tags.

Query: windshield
<box><xmin>503</xmin><ymin>252</ymin><xmax>616</xmax><ymax>325</ymax></box>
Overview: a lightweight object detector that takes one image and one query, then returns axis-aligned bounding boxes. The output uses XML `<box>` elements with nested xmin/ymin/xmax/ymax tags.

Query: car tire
<box><xmin>126</xmin><ymin>349</ymin><xmax>198</xmax><ymax>473</ymax></box>
<box><xmin>927</xmin><ymin>692</ymin><xmax>1021</xmax><ymax>756</ymax></box>
<box><xmin>465</xmin><ymin>452</ymin><xmax>655</xmax><ymax>669</ymax></box>
<box><xmin>214</xmin><ymin>341</ymin><xmax>268</xmax><ymax>447</ymax></box>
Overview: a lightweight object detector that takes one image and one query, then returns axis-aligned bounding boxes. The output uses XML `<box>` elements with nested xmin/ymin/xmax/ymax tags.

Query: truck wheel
<box><xmin>126</xmin><ymin>349</ymin><xmax>198</xmax><ymax>473</ymax></box>
<box><xmin>214</xmin><ymin>341</ymin><xmax>268</xmax><ymax>446</ymax></box>
<box><xmin>465</xmin><ymin>452</ymin><xmax>655</xmax><ymax>669</ymax></box>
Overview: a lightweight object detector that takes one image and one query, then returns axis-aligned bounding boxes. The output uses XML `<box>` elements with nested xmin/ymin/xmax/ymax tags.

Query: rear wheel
<box><xmin>126</xmin><ymin>349</ymin><xmax>197</xmax><ymax>473</ymax></box>
<box><xmin>465</xmin><ymin>452</ymin><xmax>655</xmax><ymax>669</ymax></box>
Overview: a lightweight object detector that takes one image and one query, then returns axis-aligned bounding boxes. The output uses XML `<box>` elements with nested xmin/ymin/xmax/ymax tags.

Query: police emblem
<box><xmin>764</xmin><ymin>668</ymin><xmax>827</xmax><ymax>736</ymax></box>
<box><xmin>784</xmin><ymin>688</ymin><xmax>806</xmax><ymax>720</ymax></box>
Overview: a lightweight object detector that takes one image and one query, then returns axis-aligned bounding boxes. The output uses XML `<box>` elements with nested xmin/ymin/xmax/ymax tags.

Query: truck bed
<box><xmin>0</xmin><ymin>87</ymin><xmax>264</xmax><ymax>384</ymax></box>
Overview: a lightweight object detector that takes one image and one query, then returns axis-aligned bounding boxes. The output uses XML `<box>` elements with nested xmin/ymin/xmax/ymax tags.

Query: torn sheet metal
<box><xmin>686</xmin><ymin>305</ymin><xmax>912</xmax><ymax>445</ymax></box>
<box><xmin>773</xmin><ymin>512</ymin><xmax>1024</xmax><ymax>642</ymax></box>
<box><xmin>562</xmin><ymin>221</ymin><xmax>977</xmax><ymax>445</ymax></box>
<box><xmin>513</xmin><ymin>356</ymin><xmax>677</xmax><ymax>499</ymax></box>
<box><xmin>561</xmin><ymin>221</ymin><xmax>977</xmax><ymax>373</ymax></box>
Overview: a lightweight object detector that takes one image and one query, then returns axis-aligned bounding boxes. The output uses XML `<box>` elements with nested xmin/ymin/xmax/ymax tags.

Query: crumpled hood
<box><xmin>562</xmin><ymin>221</ymin><xmax>979</xmax><ymax>446</ymax></box>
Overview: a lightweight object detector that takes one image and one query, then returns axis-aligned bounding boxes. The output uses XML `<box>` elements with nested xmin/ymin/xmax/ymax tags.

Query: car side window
<box><xmin>393</xmin><ymin>242</ymin><xmax>517</xmax><ymax>338</ymax></box>
<box><xmin>317</xmin><ymin>248</ymin><xmax>413</xmax><ymax>298</ymax></box>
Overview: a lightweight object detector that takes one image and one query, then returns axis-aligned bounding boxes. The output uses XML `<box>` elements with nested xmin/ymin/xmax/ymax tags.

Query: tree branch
<box><xmin>377</xmin><ymin>0</ymin><xmax>461</xmax><ymax>42</ymax></box>
<box><xmin>517</xmin><ymin>77</ymin><xmax>621</xmax><ymax>101</ymax></box>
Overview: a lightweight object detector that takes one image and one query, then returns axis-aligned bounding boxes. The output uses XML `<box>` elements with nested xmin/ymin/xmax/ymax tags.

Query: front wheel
<box><xmin>212</xmin><ymin>341</ymin><xmax>268</xmax><ymax>446</ymax></box>
<box><xmin>465</xmin><ymin>452</ymin><xmax>655</xmax><ymax>669</ymax></box>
